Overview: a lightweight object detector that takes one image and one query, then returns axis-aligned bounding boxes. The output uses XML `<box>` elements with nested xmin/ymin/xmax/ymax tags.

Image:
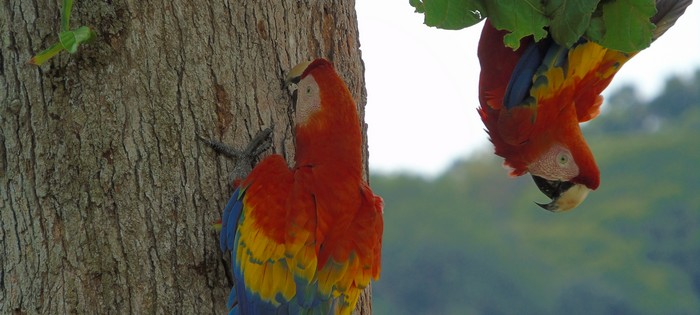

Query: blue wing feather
<box><xmin>226</xmin><ymin>286</ymin><xmax>238</xmax><ymax>312</ymax></box>
<box><xmin>219</xmin><ymin>187</ymin><xmax>251</xmax><ymax>314</ymax></box>
<box><xmin>220</xmin><ymin>188</ymin><xmax>244</xmax><ymax>251</ymax></box>
<box><xmin>221</xmin><ymin>187</ymin><xmax>289</xmax><ymax>315</ymax></box>
<box><xmin>503</xmin><ymin>39</ymin><xmax>549</xmax><ymax>109</ymax></box>
<box><xmin>226</xmin><ymin>201</ymin><xmax>243</xmax><ymax>250</ymax></box>
<box><xmin>503</xmin><ymin>38</ymin><xmax>578</xmax><ymax>110</ymax></box>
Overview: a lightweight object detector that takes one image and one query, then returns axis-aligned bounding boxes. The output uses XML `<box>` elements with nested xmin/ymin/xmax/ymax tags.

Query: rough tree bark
<box><xmin>0</xmin><ymin>1</ymin><xmax>371</xmax><ymax>313</ymax></box>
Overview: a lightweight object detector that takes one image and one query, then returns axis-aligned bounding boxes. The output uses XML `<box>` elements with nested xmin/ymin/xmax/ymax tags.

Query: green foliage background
<box><xmin>371</xmin><ymin>70</ymin><xmax>700</xmax><ymax>314</ymax></box>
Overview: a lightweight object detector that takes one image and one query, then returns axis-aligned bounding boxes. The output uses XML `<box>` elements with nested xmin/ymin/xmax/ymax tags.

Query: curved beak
<box><xmin>285</xmin><ymin>60</ymin><xmax>313</xmax><ymax>85</ymax></box>
<box><xmin>532</xmin><ymin>175</ymin><xmax>591</xmax><ymax>212</ymax></box>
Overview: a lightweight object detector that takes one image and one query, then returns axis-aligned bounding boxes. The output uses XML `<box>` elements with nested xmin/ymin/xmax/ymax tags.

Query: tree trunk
<box><xmin>0</xmin><ymin>1</ymin><xmax>370</xmax><ymax>313</ymax></box>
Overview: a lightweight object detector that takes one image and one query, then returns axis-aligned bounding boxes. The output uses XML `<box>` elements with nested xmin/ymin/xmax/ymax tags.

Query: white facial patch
<box><xmin>528</xmin><ymin>144</ymin><xmax>579</xmax><ymax>181</ymax></box>
<box><xmin>294</xmin><ymin>75</ymin><xmax>321</xmax><ymax>125</ymax></box>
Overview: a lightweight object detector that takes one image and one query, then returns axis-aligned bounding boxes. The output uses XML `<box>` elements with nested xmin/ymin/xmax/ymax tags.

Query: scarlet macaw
<box><xmin>477</xmin><ymin>0</ymin><xmax>692</xmax><ymax>211</ymax></box>
<box><xmin>217</xmin><ymin>59</ymin><xmax>383</xmax><ymax>314</ymax></box>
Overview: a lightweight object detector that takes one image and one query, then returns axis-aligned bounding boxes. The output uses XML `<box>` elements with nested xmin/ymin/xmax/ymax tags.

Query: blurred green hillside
<box><xmin>371</xmin><ymin>70</ymin><xmax>700</xmax><ymax>315</ymax></box>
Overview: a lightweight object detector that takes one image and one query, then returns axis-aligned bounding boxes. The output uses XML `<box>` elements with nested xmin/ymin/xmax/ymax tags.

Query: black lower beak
<box><xmin>531</xmin><ymin>175</ymin><xmax>579</xmax><ymax>212</ymax></box>
<box><xmin>532</xmin><ymin>175</ymin><xmax>573</xmax><ymax>200</ymax></box>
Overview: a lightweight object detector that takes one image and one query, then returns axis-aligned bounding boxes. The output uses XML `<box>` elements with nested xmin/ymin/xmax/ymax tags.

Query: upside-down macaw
<box><xmin>477</xmin><ymin>0</ymin><xmax>692</xmax><ymax>211</ymax></box>
<box><xmin>219</xmin><ymin>59</ymin><xmax>384</xmax><ymax>314</ymax></box>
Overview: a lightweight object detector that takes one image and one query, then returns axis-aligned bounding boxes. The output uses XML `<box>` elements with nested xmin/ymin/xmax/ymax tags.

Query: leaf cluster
<box><xmin>409</xmin><ymin>0</ymin><xmax>657</xmax><ymax>52</ymax></box>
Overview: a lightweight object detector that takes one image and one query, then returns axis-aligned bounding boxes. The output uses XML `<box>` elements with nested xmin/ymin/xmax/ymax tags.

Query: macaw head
<box><xmin>493</xmin><ymin>86</ymin><xmax>602</xmax><ymax>212</ymax></box>
<box><xmin>525</xmin><ymin>130</ymin><xmax>600</xmax><ymax>212</ymax></box>
<box><xmin>286</xmin><ymin>59</ymin><xmax>324</xmax><ymax>127</ymax></box>
<box><xmin>285</xmin><ymin>59</ymin><xmax>356</xmax><ymax>128</ymax></box>
<box><xmin>285</xmin><ymin>58</ymin><xmax>362</xmax><ymax>167</ymax></box>
<box><xmin>484</xmin><ymin>100</ymin><xmax>600</xmax><ymax>212</ymax></box>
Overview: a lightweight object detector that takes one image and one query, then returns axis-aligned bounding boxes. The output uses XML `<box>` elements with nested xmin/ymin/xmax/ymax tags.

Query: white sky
<box><xmin>356</xmin><ymin>1</ymin><xmax>700</xmax><ymax>177</ymax></box>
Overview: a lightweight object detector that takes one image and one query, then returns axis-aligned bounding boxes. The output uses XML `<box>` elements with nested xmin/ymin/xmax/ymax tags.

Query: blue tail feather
<box><xmin>220</xmin><ymin>188</ymin><xmax>245</xmax><ymax>251</ymax></box>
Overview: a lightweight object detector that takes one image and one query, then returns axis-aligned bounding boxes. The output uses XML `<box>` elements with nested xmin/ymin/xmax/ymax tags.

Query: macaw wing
<box><xmin>267</xmin><ymin>165</ymin><xmax>384</xmax><ymax>315</ymax></box>
<box><xmin>482</xmin><ymin>25</ymin><xmax>614</xmax><ymax>128</ymax></box>
<box><xmin>567</xmin><ymin>0</ymin><xmax>692</xmax><ymax>123</ymax></box>
<box><xmin>220</xmin><ymin>155</ymin><xmax>297</xmax><ymax>314</ymax></box>
<box><xmin>483</xmin><ymin>0</ymin><xmax>692</xmax><ymax>127</ymax></box>
<box><xmin>520</xmin><ymin>36</ymin><xmax>630</xmax><ymax>125</ymax></box>
<box><xmin>478</xmin><ymin>21</ymin><xmax>533</xmax><ymax>111</ymax></box>
<box><xmin>477</xmin><ymin>21</ymin><xmax>541</xmax><ymax>146</ymax></box>
<box><xmin>503</xmin><ymin>37</ymin><xmax>562</xmax><ymax>111</ymax></box>
<box><xmin>313</xmin><ymin>181</ymin><xmax>384</xmax><ymax>315</ymax></box>
<box><xmin>569</xmin><ymin>44</ymin><xmax>629</xmax><ymax>123</ymax></box>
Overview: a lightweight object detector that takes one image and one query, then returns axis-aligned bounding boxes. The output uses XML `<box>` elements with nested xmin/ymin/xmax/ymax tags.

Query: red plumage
<box><xmin>220</xmin><ymin>59</ymin><xmax>383</xmax><ymax>314</ymax></box>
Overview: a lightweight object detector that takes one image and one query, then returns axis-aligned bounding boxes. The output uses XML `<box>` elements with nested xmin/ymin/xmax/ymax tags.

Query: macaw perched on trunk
<box><xmin>477</xmin><ymin>0</ymin><xmax>692</xmax><ymax>212</ymax></box>
<box><xmin>216</xmin><ymin>59</ymin><xmax>383</xmax><ymax>315</ymax></box>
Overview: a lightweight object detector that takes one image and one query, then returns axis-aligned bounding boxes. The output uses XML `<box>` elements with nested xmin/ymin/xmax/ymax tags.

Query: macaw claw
<box><xmin>199</xmin><ymin>127</ymin><xmax>273</xmax><ymax>184</ymax></box>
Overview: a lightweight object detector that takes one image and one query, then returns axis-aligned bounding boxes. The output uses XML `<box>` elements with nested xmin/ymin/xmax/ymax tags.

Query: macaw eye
<box><xmin>557</xmin><ymin>151</ymin><xmax>572</xmax><ymax>167</ymax></box>
<box><xmin>294</xmin><ymin>75</ymin><xmax>322</xmax><ymax>124</ymax></box>
<box><xmin>527</xmin><ymin>145</ymin><xmax>579</xmax><ymax>182</ymax></box>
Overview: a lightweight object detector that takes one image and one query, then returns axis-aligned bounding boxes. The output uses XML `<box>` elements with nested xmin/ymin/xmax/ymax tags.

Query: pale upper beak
<box><xmin>532</xmin><ymin>175</ymin><xmax>591</xmax><ymax>212</ymax></box>
<box><xmin>285</xmin><ymin>60</ymin><xmax>313</xmax><ymax>84</ymax></box>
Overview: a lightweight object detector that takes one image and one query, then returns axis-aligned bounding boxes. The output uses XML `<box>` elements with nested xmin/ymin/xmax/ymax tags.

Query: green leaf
<box><xmin>413</xmin><ymin>0</ymin><xmax>485</xmax><ymax>30</ymax></box>
<box><xmin>585</xmin><ymin>0</ymin><xmax>656</xmax><ymax>53</ymax></box>
<box><xmin>481</xmin><ymin>0</ymin><xmax>548</xmax><ymax>49</ymax></box>
<box><xmin>28</xmin><ymin>42</ymin><xmax>64</xmax><ymax>66</ymax></box>
<box><xmin>61</xmin><ymin>0</ymin><xmax>73</xmax><ymax>32</ymax></box>
<box><xmin>28</xmin><ymin>0</ymin><xmax>97</xmax><ymax>66</ymax></box>
<box><xmin>59</xmin><ymin>26</ymin><xmax>96</xmax><ymax>54</ymax></box>
<box><xmin>409</xmin><ymin>0</ymin><xmax>425</xmax><ymax>13</ymax></box>
<box><xmin>545</xmin><ymin>0</ymin><xmax>600</xmax><ymax>47</ymax></box>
